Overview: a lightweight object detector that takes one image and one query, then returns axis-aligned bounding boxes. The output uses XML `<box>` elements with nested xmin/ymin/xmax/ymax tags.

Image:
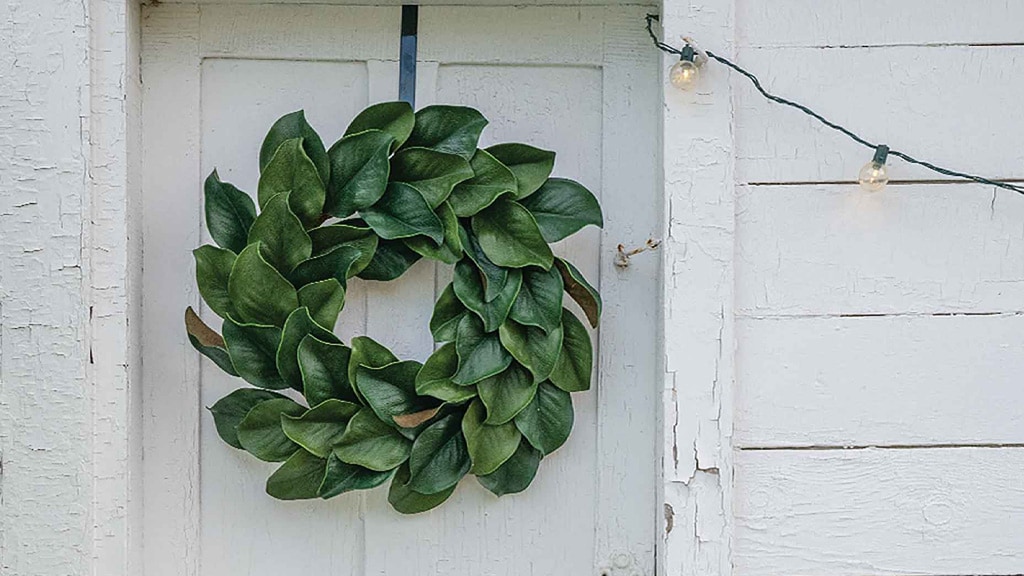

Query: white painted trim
<box><xmin>88</xmin><ymin>1</ymin><xmax>142</xmax><ymax>575</ymax></box>
<box><xmin>658</xmin><ymin>1</ymin><xmax>734</xmax><ymax>575</ymax></box>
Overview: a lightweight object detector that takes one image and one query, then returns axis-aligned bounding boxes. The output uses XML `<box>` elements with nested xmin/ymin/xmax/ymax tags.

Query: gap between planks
<box><xmin>736</xmin><ymin>443</ymin><xmax>1024</xmax><ymax>452</ymax></box>
<box><xmin>743</xmin><ymin>178</ymin><xmax>1024</xmax><ymax>187</ymax></box>
<box><xmin>743</xmin><ymin>41</ymin><xmax>1024</xmax><ymax>50</ymax></box>
<box><xmin>737</xmin><ymin>311</ymin><xmax>1024</xmax><ymax>320</ymax></box>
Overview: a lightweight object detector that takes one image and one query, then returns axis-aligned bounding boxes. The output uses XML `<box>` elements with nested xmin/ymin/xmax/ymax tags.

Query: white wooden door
<box><xmin>141</xmin><ymin>4</ymin><xmax>659</xmax><ymax>575</ymax></box>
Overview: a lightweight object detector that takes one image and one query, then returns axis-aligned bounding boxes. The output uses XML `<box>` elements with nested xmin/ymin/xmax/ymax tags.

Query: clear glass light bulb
<box><xmin>858</xmin><ymin>161</ymin><xmax>889</xmax><ymax>192</ymax></box>
<box><xmin>669</xmin><ymin>59</ymin><xmax>700</xmax><ymax>90</ymax></box>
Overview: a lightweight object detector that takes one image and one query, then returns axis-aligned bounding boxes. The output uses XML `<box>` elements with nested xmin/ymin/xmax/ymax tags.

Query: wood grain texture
<box><xmin>736</xmin><ymin>314</ymin><xmax>1024</xmax><ymax>448</ymax></box>
<box><xmin>733</xmin><ymin>45</ymin><xmax>1024</xmax><ymax>184</ymax></box>
<box><xmin>737</xmin><ymin>183</ymin><xmax>1024</xmax><ymax>316</ymax></box>
<box><xmin>734</xmin><ymin>447</ymin><xmax>1024</xmax><ymax>576</ymax></box>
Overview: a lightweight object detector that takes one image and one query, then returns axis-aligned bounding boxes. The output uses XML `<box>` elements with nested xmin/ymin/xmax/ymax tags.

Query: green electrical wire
<box><xmin>645</xmin><ymin>14</ymin><xmax>1024</xmax><ymax>195</ymax></box>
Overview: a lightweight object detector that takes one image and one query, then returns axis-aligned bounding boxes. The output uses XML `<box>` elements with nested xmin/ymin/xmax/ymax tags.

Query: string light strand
<box><xmin>644</xmin><ymin>14</ymin><xmax>1024</xmax><ymax>195</ymax></box>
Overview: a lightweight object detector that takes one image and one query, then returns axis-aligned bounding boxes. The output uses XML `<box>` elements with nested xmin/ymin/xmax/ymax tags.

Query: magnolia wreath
<box><xmin>185</xmin><ymin>102</ymin><xmax>603</xmax><ymax>513</ymax></box>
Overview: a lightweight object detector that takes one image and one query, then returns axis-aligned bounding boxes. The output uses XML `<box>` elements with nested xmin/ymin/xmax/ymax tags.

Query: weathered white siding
<box><xmin>0</xmin><ymin>1</ymin><xmax>139</xmax><ymax>575</ymax></box>
<box><xmin>3</xmin><ymin>1</ymin><xmax>1023</xmax><ymax>575</ymax></box>
<box><xmin>726</xmin><ymin>1</ymin><xmax>1024</xmax><ymax>574</ymax></box>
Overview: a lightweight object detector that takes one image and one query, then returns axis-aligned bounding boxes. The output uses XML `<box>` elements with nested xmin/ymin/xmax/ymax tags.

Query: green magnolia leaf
<box><xmin>404</xmin><ymin>105</ymin><xmax>487</xmax><ymax>160</ymax></box>
<box><xmin>485</xmin><ymin>143</ymin><xmax>556</xmax><ymax>199</ymax></box>
<box><xmin>448</xmin><ymin>148</ymin><xmax>516</xmax><ymax>217</ymax></box>
<box><xmin>308</xmin><ymin>224</ymin><xmax>379</xmax><ymax>276</ymax></box>
<box><xmin>297</xmin><ymin>278</ymin><xmax>346</xmax><ymax>330</ymax></box>
<box><xmin>554</xmin><ymin>258</ymin><xmax>601</xmax><ymax>328</ymax></box>
<box><xmin>388</xmin><ymin>462</ymin><xmax>457</xmax><ymax>514</ymax></box>
<box><xmin>290</xmin><ymin>245</ymin><xmax>362</xmax><ymax>290</ymax></box>
<box><xmin>407</xmin><ymin>413</ymin><xmax>471</xmax><ymax>494</ymax></box>
<box><xmin>257</xmin><ymin>138</ymin><xmax>326</xmax><ymax>227</ymax></box>
<box><xmin>297</xmin><ymin>336</ymin><xmax>358</xmax><ymax>406</ymax></box>
<box><xmin>472</xmin><ymin>198</ymin><xmax>553</xmax><ymax>270</ymax></box>
<box><xmin>453</xmin><ymin>259</ymin><xmax>522</xmax><ymax>332</ymax></box>
<box><xmin>260</xmin><ymin>110</ymin><xmax>330</xmax><ymax>185</ymax></box>
<box><xmin>345</xmin><ymin>101</ymin><xmax>415</xmax><ymax>150</ymax></box>
<box><xmin>277</xmin><ymin>307</ymin><xmax>339</xmax><ymax>392</ymax></box>
<box><xmin>222</xmin><ymin>318</ymin><xmax>286</xmax><ymax>390</ymax></box>
<box><xmin>281</xmin><ymin>399</ymin><xmax>361</xmax><ymax>458</ymax></box>
<box><xmin>477</xmin><ymin>363</ymin><xmax>538</xmax><ymax>425</ymax></box>
<box><xmin>355</xmin><ymin>360</ymin><xmax>439</xmax><ymax>428</ymax></box>
<box><xmin>519</xmin><ymin>178</ymin><xmax>603</xmax><ymax>242</ymax></box>
<box><xmin>509</xmin><ymin>265</ymin><xmax>564</xmax><ymax>334</ymax></box>
<box><xmin>325</xmin><ymin>129</ymin><xmax>394</xmax><ymax>218</ymax></box>
<box><xmin>477</xmin><ymin>437</ymin><xmax>542</xmax><ymax>497</ymax></box>
<box><xmin>266</xmin><ymin>449</ymin><xmax>328</xmax><ymax>501</ymax></box>
<box><xmin>514</xmin><ymin>381</ymin><xmax>573</xmax><ymax>455</ymax></box>
<box><xmin>318</xmin><ymin>453</ymin><xmax>395</xmax><ymax>499</ymax></box>
<box><xmin>228</xmin><ymin>244</ymin><xmax>299</xmax><ymax>327</ymax></box>
<box><xmin>453</xmin><ymin>315</ymin><xmax>512</xmax><ymax>386</ymax></box>
<box><xmin>416</xmin><ymin>343</ymin><xmax>478</xmax><ymax>403</ymax></box>
<box><xmin>333</xmin><ymin>408</ymin><xmax>412</xmax><ymax>471</ymax></box>
<box><xmin>348</xmin><ymin>336</ymin><xmax>399</xmax><ymax>391</ymax></box>
<box><xmin>356</xmin><ymin>238</ymin><xmax>421</xmax><ymax>281</ymax></box>
<box><xmin>194</xmin><ymin>245</ymin><xmax>236</xmax><ymax>319</ymax></box>
<box><xmin>309</xmin><ymin>222</ymin><xmax>370</xmax><ymax>254</ymax></box>
<box><xmin>247</xmin><ymin>192</ymin><xmax>313</xmax><ymax>274</ymax></box>
<box><xmin>550</xmin><ymin>308</ymin><xmax>594</xmax><ymax>392</ymax></box>
<box><xmin>404</xmin><ymin>201</ymin><xmax>463</xmax><ymax>264</ymax></box>
<box><xmin>362</xmin><ymin>182</ymin><xmax>444</xmax><ymax>244</ymax></box>
<box><xmin>430</xmin><ymin>284</ymin><xmax>468</xmax><ymax>343</ymax></box>
<box><xmin>390</xmin><ymin>147</ymin><xmax>473</xmax><ymax>208</ymax></box>
<box><xmin>209</xmin><ymin>388</ymin><xmax>286</xmax><ymax>449</ymax></box>
<box><xmin>236</xmin><ymin>397</ymin><xmax>306</xmax><ymax>462</ymax></box>
<box><xmin>462</xmin><ymin>399</ymin><xmax>521</xmax><ymax>475</ymax></box>
<box><xmin>204</xmin><ymin>170</ymin><xmax>256</xmax><ymax>253</ymax></box>
<box><xmin>498</xmin><ymin>319</ymin><xmax>563</xmax><ymax>384</ymax></box>
<box><xmin>459</xmin><ymin>226</ymin><xmax>509</xmax><ymax>302</ymax></box>
<box><xmin>185</xmin><ymin>307</ymin><xmax>239</xmax><ymax>376</ymax></box>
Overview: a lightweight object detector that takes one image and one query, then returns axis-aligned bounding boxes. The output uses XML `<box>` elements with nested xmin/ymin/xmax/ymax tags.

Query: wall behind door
<box><xmin>727</xmin><ymin>1</ymin><xmax>1024</xmax><ymax>575</ymax></box>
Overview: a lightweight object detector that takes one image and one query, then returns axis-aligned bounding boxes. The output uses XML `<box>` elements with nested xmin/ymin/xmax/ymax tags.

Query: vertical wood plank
<box><xmin>140</xmin><ymin>6</ymin><xmax>202</xmax><ymax>576</ymax></box>
<box><xmin>90</xmin><ymin>1</ymin><xmax>143</xmax><ymax>574</ymax></box>
<box><xmin>196</xmin><ymin>58</ymin><xmax>369</xmax><ymax>576</ymax></box>
<box><xmin>363</xmin><ymin>6</ymin><xmax>664</xmax><ymax>575</ymax></box>
<box><xmin>659</xmin><ymin>1</ymin><xmax>735</xmax><ymax>575</ymax></box>
<box><xmin>594</xmin><ymin>7</ymin><xmax>661</xmax><ymax>576</ymax></box>
<box><xmin>0</xmin><ymin>1</ymin><xmax>92</xmax><ymax>574</ymax></box>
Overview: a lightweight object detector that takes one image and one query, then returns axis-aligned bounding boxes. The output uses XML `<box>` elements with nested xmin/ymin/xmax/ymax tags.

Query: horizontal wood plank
<box><xmin>419</xmin><ymin>7</ymin><xmax>606</xmax><ymax>65</ymax></box>
<box><xmin>199</xmin><ymin>5</ymin><xmax>398</xmax><ymax>60</ymax></box>
<box><xmin>735</xmin><ymin>314</ymin><xmax>1024</xmax><ymax>447</ymax></box>
<box><xmin>734</xmin><ymin>447</ymin><xmax>1024</xmax><ymax>576</ymax></box>
<box><xmin>737</xmin><ymin>0</ymin><xmax>1024</xmax><ymax>48</ymax></box>
<box><xmin>733</xmin><ymin>45</ymin><xmax>1024</xmax><ymax>183</ymax></box>
<box><xmin>736</xmin><ymin>183</ymin><xmax>1024</xmax><ymax>315</ymax></box>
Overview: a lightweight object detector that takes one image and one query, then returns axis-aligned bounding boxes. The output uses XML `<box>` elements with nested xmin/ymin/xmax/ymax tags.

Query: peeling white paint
<box><xmin>8</xmin><ymin>1</ymin><xmax>1024</xmax><ymax>575</ymax></box>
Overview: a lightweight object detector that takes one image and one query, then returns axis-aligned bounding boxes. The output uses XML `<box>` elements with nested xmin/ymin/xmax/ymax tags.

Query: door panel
<box><xmin>141</xmin><ymin>5</ymin><xmax>659</xmax><ymax>575</ymax></box>
<box><xmin>199</xmin><ymin>58</ymin><xmax>371</xmax><ymax>575</ymax></box>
